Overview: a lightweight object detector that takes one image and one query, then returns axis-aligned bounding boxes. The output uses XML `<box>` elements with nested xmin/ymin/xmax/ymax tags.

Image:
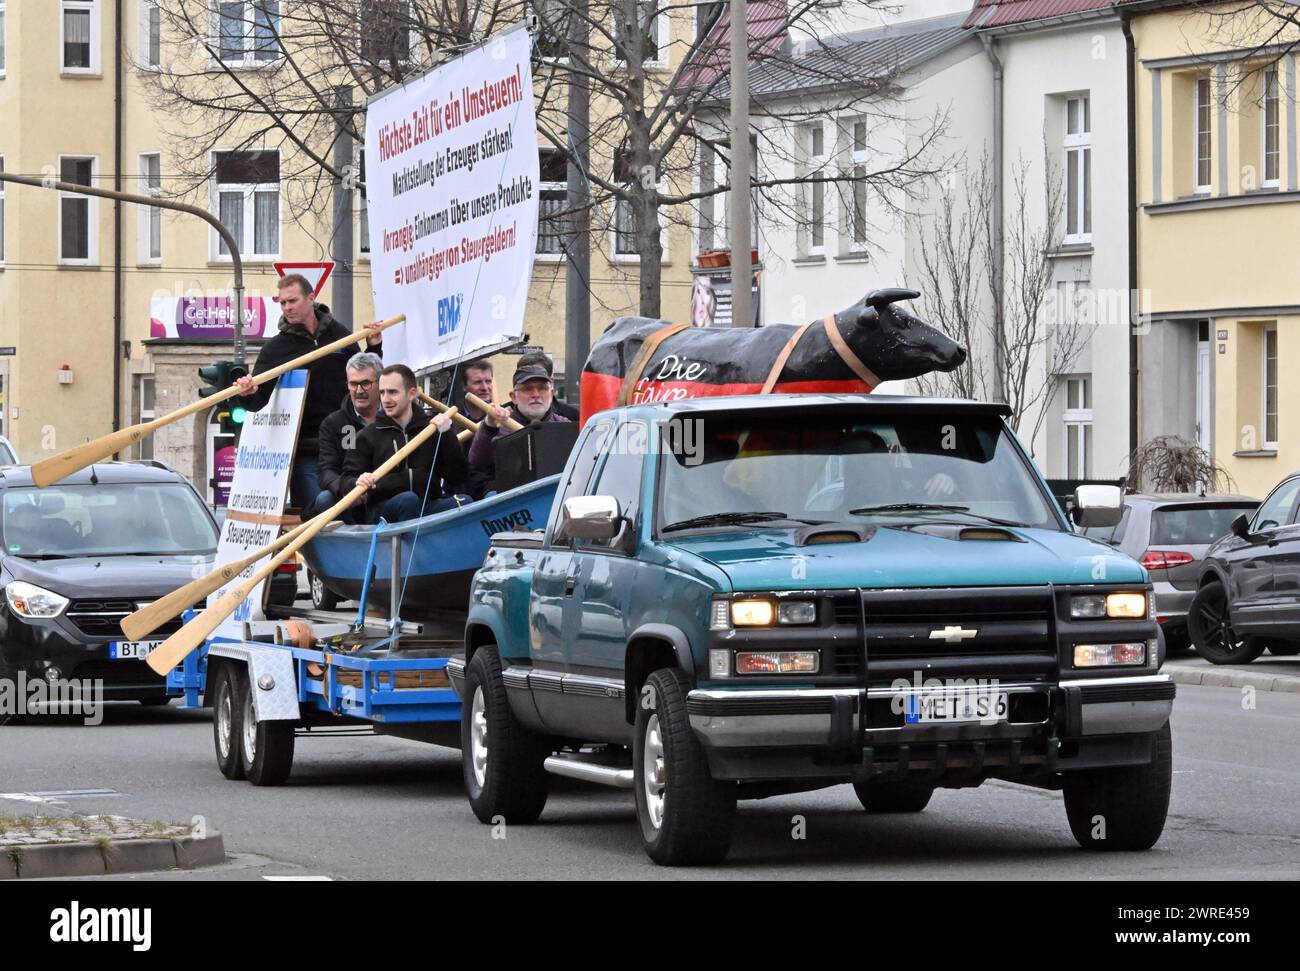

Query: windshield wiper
<box><xmin>662</xmin><ymin>511</ymin><xmax>825</xmax><ymax>533</ymax></box>
<box><xmin>848</xmin><ymin>504</ymin><xmax>1029</xmax><ymax>528</ymax></box>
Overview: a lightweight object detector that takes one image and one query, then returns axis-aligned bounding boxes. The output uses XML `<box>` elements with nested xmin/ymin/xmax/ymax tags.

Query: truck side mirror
<box><xmin>1071</xmin><ymin>484</ymin><xmax>1123</xmax><ymax>528</ymax></box>
<box><xmin>561</xmin><ymin>495</ymin><xmax>622</xmax><ymax>541</ymax></box>
<box><xmin>1231</xmin><ymin>513</ymin><xmax>1253</xmax><ymax>540</ymax></box>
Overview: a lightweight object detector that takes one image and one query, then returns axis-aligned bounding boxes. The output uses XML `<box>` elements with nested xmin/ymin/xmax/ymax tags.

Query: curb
<box><xmin>1165</xmin><ymin>662</ymin><xmax>1300</xmax><ymax>694</ymax></box>
<box><xmin>1</xmin><ymin>832</ymin><xmax>224</xmax><ymax>880</ymax></box>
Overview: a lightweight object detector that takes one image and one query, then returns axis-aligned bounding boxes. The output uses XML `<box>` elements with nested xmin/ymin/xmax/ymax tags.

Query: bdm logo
<box><xmin>438</xmin><ymin>293</ymin><xmax>464</xmax><ymax>337</ymax></box>
<box><xmin>50</xmin><ymin>901</ymin><xmax>152</xmax><ymax>951</ymax></box>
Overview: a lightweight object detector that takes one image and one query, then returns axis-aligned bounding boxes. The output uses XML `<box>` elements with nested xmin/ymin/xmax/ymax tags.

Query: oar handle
<box><xmin>420</xmin><ymin>393</ymin><xmax>479</xmax><ymax>435</ymax></box>
<box><xmin>464</xmin><ymin>393</ymin><xmax>524</xmax><ymax>432</ymax></box>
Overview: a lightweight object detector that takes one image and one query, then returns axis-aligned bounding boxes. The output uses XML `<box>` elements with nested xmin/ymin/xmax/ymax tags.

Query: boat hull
<box><xmin>301</xmin><ymin>476</ymin><xmax>560</xmax><ymax>616</ymax></box>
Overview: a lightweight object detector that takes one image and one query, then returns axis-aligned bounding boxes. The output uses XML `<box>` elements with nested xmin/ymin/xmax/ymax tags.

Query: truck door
<box><xmin>561</xmin><ymin>420</ymin><xmax>647</xmax><ymax>741</ymax></box>
<box><xmin>527</xmin><ymin>423</ymin><xmax>609</xmax><ymax>727</ymax></box>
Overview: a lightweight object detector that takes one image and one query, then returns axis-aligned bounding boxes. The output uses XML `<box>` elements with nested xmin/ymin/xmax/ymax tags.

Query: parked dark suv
<box><xmin>1187</xmin><ymin>472</ymin><xmax>1300</xmax><ymax>664</ymax></box>
<box><xmin>1084</xmin><ymin>494</ymin><xmax>1258</xmax><ymax>653</ymax></box>
<box><xmin>2</xmin><ymin>462</ymin><xmax>237</xmax><ymax>708</ymax></box>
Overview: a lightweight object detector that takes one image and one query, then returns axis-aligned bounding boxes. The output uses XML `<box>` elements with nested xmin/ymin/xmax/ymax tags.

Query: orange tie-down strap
<box><xmin>618</xmin><ymin>322</ymin><xmax>692</xmax><ymax>406</ymax></box>
<box><xmin>761</xmin><ymin>313</ymin><xmax>883</xmax><ymax>394</ymax></box>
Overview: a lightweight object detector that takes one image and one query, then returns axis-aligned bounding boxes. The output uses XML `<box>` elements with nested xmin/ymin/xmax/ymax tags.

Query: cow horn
<box><xmin>864</xmin><ymin>288</ymin><xmax>921</xmax><ymax>310</ymax></box>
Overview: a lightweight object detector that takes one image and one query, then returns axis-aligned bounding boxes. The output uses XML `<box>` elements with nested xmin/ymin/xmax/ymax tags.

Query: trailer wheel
<box><xmin>461</xmin><ymin>644</ymin><xmax>549</xmax><ymax>824</ymax></box>
<box><xmin>1063</xmin><ymin>721</ymin><xmax>1172</xmax><ymax>851</ymax></box>
<box><xmin>634</xmin><ymin>668</ymin><xmax>736</xmax><ymax>866</ymax></box>
<box><xmin>212</xmin><ymin>664</ymin><xmax>245</xmax><ymax>780</ymax></box>
<box><xmin>240</xmin><ymin>674</ymin><xmax>295</xmax><ymax>787</ymax></box>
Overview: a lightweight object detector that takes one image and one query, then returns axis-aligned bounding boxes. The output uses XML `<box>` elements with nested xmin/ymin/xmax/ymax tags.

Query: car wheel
<box><xmin>239</xmin><ymin>674</ymin><xmax>295</xmax><ymax>786</ymax></box>
<box><xmin>1187</xmin><ymin>581</ymin><xmax>1266</xmax><ymax>665</ymax></box>
<box><xmin>461</xmin><ymin>645</ymin><xmax>549</xmax><ymax>824</ymax></box>
<box><xmin>212</xmin><ymin>664</ymin><xmax>245</xmax><ymax>781</ymax></box>
<box><xmin>1063</xmin><ymin>722</ymin><xmax>1172</xmax><ymax>851</ymax></box>
<box><xmin>309</xmin><ymin>570</ymin><xmax>341</xmax><ymax>612</ymax></box>
<box><xmin>1265</xmin><ymin>641</ymin><xmax>1300</xmax><ymax>656</ymax></box>
<box><xmin>634</xmin><ymin>668</ymin><xmax>736</xmax><ymax>866</ymax></box>
<box><xmin>1161</xmin><ymin>627</ymin><xmax>1192</xmax><ymax>658</ymax></box>
<box><xmin>852</xmin><ymin>780</ymin><xmax>934</xmax><ymax>813</ymax></box>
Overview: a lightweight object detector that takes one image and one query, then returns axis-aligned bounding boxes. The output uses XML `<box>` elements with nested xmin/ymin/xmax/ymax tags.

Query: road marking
<box><xmin>0</xmin><ymin>788</ymin><xmax>121</xmax><ymax>805</ymax></box>
<box><xmin>262</xmin><ymin>875</ymin><xmax>334</xmax><ymax>881</ymax></box>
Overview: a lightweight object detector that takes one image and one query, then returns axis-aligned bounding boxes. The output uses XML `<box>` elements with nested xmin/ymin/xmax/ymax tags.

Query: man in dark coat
<box><xmin>233</xmin><ymin>273</ymin><xmax>383</xmax><ymax>509</ymax></box>
<box><xmin>307</xmin><ymin>350</ymin><xmax>383</xmax><ymax>520</ymax></box>
<box><xmin>516</xmin><ymin>351</ymin><xmax>579</xmax><ymax>421</ymax></box>
<box><xmin>466</xmin><ymin>364</ymin><xmax>571</xmax><ymax>498</ymax></box>
<box><xmin>341</xmin><ymin>365</ymin><xmax>470</xmax><ymax>524</ymax></box>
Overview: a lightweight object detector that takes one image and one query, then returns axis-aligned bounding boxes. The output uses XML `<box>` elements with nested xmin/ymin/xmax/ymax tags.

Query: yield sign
<box><xmin>273</xmin><ymin>261</ymin><xmax>335</xmax><ymax>299</ymax></box>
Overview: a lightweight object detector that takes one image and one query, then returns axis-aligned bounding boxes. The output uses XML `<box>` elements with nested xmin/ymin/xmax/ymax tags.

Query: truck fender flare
<box><xmin>464</xmin><ymin>608</ymin><xmax>511</xmax><ymax>663</ymax></box>
<box><xmin>624</xmin><ymin>624</ymin><xmax>695</xmax><ymax>724</ymax></box>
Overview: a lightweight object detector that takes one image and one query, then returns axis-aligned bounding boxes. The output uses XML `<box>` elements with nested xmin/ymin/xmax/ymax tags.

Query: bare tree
<box><xmin>1125</xmin><ymin>435</ymin><xmax>1236</xmax><ymax>494</ymax></box>
<box><xmin>142</xmin><ymin>0</ymin><xmax>948</xmax><ymax>317</ymax></box>
<box><xmin>911</xmin><ymin>150</ymin><xmax>1095</xmax><ymax>445</ymax></box>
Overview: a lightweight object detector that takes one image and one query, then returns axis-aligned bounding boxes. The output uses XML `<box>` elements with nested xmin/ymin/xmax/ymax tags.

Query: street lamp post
<box><xmin>728</xmin><ymin>0</ymin><xmax>752</xmax><ymax>328</ymax></box>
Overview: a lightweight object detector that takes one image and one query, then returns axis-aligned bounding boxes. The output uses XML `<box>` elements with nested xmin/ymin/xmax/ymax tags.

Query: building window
<box><xmin>137</xmin><ymin>376</ymin><xmax>156</xmax><ymax>461</ymax></box>
<box><xmin>214</xmin><ymin>0</ymin><xmax>279</xmax><ymax>66</ymax></box>
<box><xmin>1195</xmin><ymin>76</ymin><xmax>1213</xmax><ymax>193</ymax></box>
<box><xmin>357</xmin><ymin>150</ymin><xmax>369</xmax><ymax>258</ymax></box>
<box><xmin>1264</xmin><ymin>325</ymin><xmax>1278</xmax><ymax>448</ymax></box>
<box><xmin>613</xmin><ymin>1</ymin><xmax>667</xmax><ymax>68</ymax></box>
<box><xmin>1</xmin><ymin>2</ymin><xmax>8</xmax><ymax>76</ymax></box>
<box><xmin>611</xmin><ymin>151</ymin><xmax>666</xmax><ymax>261</ymax></box>
<box><xmin>800</xmin><ymin>124</ymin><xmax>826</xmax><ymax>257</ymax></box>
<box><xmin>533</xmin><ymin>0</ymin><xmax>569</xmax><ymax>60</ymax></box>
<box><xmin>1063</xmin><ymin>375</ymin><xmax>1092</xmax><ymax>478</ymax></box>
<box><xmin>138</xmin><ymin>153</ymin><xmax>162</xmax><ymax>262</ymax></box>
<box><xmin>537</xmin><ymin>149</ymin><xmax>567</xmax><ymax>258</ymax></box>
<box><xmin>62</xmin><ymin>0</ymin><xmax>100</xmax><ymax>74</ymax></box>
<box><xmin>212</xmin><ymin>150</ymin><xmax>279</xmax><ymax>259</ymax></box>
<box><xmin>140</xmin><ymin>0</ymin><xmax>161</xmax><ymax>69</ymax></box>
<box><xmin>848</xmin><ymin>118</ymin><xmax>868</xmax><ymax>251</ymax></box>
<box><xmin>1263</xmin><ymin>68</ymin><xmax>1280</xmax><ymax>188</ymax></box>
<box><xmin>59</xmin><ymin>156</ymin><xmax>97</xmax><ymax>264</ymax></box>
<box><xmin>1063</xmin><ymin>95</ymin><xmax>1091</xmax><ymax>243</ymax></box>
<box><xmin>359</xmin><ymin>0</ymin><xmax>412</xmax><ymax>65</ymax></box>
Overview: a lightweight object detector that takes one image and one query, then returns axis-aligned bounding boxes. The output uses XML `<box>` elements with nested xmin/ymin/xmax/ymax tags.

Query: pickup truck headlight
<box><xmin>1074</xmin><ymin>643</ymin><xmax>1146</xmax><ymax>667</ymax></box>
<box><xmin>1070</xmin><ymin>593</ymin><xmax>1148</xmax><ymax>619</ymax></box>
<box><xmin>5</xmin><ymin>581</ymin><xmax>70</xmax><ymax>619</ymax></box>
<box><xmin>728</xmin><ymin>599</ymin><xmax>817</xmax><ymax>627</ymax></box>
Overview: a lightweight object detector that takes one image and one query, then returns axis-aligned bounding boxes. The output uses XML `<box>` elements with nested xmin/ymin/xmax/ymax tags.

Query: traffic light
<box><xmin>198</xmin><ymin>360</ymin><xmax>248</xmax><ymax>399</ymax></box>
<box><xmin>216</xmin><ymin>406</ymin><xmax>247</xmax><ymax>436</ymax></box>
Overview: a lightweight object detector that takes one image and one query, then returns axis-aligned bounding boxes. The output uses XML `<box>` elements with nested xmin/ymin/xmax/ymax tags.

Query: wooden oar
<box><xmin>145</xmin><ymin>408</ymin><xmax>456</xmax><ymax>676</ymax></box>
<box><xmin>121</xmin><ymin>516</ymin><xmax>316</xmax><ymax>642</ymax></box>
<box><xmin>464</xmin><ymin>392</ymin><xmax>525</xmax><ymax>432</ymax></box>
<box><xmin>31</xmin><ymin>314</ymin><xmax>406</xmax><ymax>488</ymax></box>
<box><xmin>420</xmin><ymin>392</ymin><xmax>479</xmax><ymax>435</ymax></box>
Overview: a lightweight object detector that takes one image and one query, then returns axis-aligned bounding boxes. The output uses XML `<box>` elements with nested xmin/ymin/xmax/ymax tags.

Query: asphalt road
<box><xmin>1</xmin><ymin>683</ymin><xmax>1296</xmax><ymax>880</ymax></box>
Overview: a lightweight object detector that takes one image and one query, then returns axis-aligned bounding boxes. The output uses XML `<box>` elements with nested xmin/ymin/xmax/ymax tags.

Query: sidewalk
<box><xmin>0</xmin><ymin>811</ymin><xmax>224</xmax><ymax>879</ymax></box>
<box><xmin>1164</xmin><ymin>654</ymin><xmax>1300</xmax><ymax>693</ymax></box>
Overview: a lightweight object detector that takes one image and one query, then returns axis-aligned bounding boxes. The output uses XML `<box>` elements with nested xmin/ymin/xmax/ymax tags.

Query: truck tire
<box><xmin>239</xmin><ymin>675</ymin><xmax>295</xmax><ymax>787</ymax></box>
<box><xmin>1063</xmin><ymin>722</ymin><xmax>1172</xmax><ymax>851</ymax></box>
<box><xmin>852</xmin><ymin>780</ymin><xmax>934</xmax><ymax>813</ymax></box>
<box><xmin>1188</xmin><ymin>581</ymin><xmax>1265</xmax><ymax>664</ymax></box>
<box><xmin>211</xmin><ymin>664</ymin><xmax>245</xmax><ymax>781</ymax></box>
<box><xmin>461</xmin><ymin>645</ymin><xmax>549</xmax><ymax>824</ymax></box>
<box><xmin>634</xmin><ymin>668</ymin><xmax>736</xmax><ymax>866</ymax></box>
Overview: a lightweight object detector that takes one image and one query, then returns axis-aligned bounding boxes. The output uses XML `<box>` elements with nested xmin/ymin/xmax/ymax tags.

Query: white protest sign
<box><xmin>364</xmin><ymin>23</ymin><xmax>539</xmax><ymax>372</ymax></box>
<box><xmin>209</xmin><ymin>370</ymin><xmax>307</xmax><ymax>639</ymax></box>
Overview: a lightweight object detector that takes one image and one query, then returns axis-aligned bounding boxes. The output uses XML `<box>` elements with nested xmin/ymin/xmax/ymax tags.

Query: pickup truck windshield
<box><xmin>658</xmin><ymin>412</ymin><xmax>1061</xmax><ymax>532</ymax></box>
<box><xmin>2</xmin><ymin>483</ymin><xmax>219</xmax><ymax>558</ymax></box>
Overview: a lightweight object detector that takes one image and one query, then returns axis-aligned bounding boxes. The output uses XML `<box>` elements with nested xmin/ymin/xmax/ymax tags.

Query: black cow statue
<box><xmin>579</xmin><ymin>288</ymin><xmax>967</xmax><ymax>424</ymax></box>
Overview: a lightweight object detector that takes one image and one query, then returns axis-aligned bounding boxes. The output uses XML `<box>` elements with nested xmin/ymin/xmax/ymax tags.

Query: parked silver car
<box><xmin>1083</xmin><ymin>493</ymin><xmax>1259</xmax><ymax>653</ymax></box>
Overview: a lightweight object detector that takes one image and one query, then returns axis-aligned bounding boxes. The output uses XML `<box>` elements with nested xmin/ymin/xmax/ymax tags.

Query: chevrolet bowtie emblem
<box><xmin>930</xmin><ymin>625</ymin><xmax>977</xmax><ymax>644</ymax></box>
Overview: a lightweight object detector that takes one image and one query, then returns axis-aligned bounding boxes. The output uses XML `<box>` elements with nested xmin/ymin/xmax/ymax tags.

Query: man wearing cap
<box><xmin>466</xmin><ymin>364</ymin><xmax>571</xmax><ymax>498</ymax></box>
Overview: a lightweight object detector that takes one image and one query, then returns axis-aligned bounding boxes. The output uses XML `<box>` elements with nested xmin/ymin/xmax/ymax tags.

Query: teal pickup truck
<box><xmin>447</xmin><ymin>395</ymin><xmax>1173</xmax><ymax>866</ymax></box>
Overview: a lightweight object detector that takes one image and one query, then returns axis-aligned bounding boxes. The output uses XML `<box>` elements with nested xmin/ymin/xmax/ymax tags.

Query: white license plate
<box><xmin>109</xmin><ymin>641</ymin><xmax>160</xmax><ymax>660</ymax></box>
<box><xmin>904</xmin><ymin>690</ymin><xmax>1008</xmax><ymax>725</ymax></box>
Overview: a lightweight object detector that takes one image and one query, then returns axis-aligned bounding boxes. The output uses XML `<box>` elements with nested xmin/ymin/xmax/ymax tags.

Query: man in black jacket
<box><xmin>342</xmin><ymin>365</ymin><xmax>470</xmax><ymax>524</ymax></box>
<box><xmin>466</xmin><ymin>364</ymin><xmax>571</xmax><ymax>498</ymax></box>
<box><xmin>516</xmin><ymin>351</ymin><xmax>579</xmax><ymax>420</ymax></box>
<box><xmin>233</xmin><ymin>274</ymin><xmax>383</xmax><ymax>509</ymax></box>
<box><xmin>307</xmin><ymin>351</ymin><xmax>384</xmax><ymax>519</ymax></box>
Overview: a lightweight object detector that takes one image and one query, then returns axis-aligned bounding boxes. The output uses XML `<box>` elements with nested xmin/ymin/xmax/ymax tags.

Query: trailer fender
<box><xmin>207</xmin><ymin>642</ymin><xmax>300</xmax><ymax>723</ymax></box>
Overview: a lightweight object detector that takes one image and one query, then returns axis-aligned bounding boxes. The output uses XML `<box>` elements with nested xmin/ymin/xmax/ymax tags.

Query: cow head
<box><xmin>835</xmin><ymin>288</ymin><xmax>967</xmax><ymax>382</ymax></box>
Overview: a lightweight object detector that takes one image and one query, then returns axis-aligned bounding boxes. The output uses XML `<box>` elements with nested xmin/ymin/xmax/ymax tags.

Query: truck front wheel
<box><xmin>634</xmin><ymin>668</ymin><xmax>736</xmax><ymax>866</ymax></box>
<box><xmin>461</xmin><ymin>645</ymin><xmax>549</xmax><ymax>824</ymax></box>
<box><xmin>1063</xmin><ymin>722</ymin><xmax>1172</xmax><ymax>851</ymax></box>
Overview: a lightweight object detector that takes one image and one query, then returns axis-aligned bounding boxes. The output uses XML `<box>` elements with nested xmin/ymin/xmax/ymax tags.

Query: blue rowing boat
<box><xmin>300</xmin><ymin>475</ymin><xmax>560</xmax><ymax>616</ymax></box>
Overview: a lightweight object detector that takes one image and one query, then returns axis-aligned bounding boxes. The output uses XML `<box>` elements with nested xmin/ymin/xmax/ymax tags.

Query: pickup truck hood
<box><xmin>5</xmin><ymin>554</ymin><xmax>215</xmax><ymax>600</ymax></box>
<box><xmin>661</xmin><ymin>525</ymin><xmax>1144</xmax><ymax>591</ymax></box>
